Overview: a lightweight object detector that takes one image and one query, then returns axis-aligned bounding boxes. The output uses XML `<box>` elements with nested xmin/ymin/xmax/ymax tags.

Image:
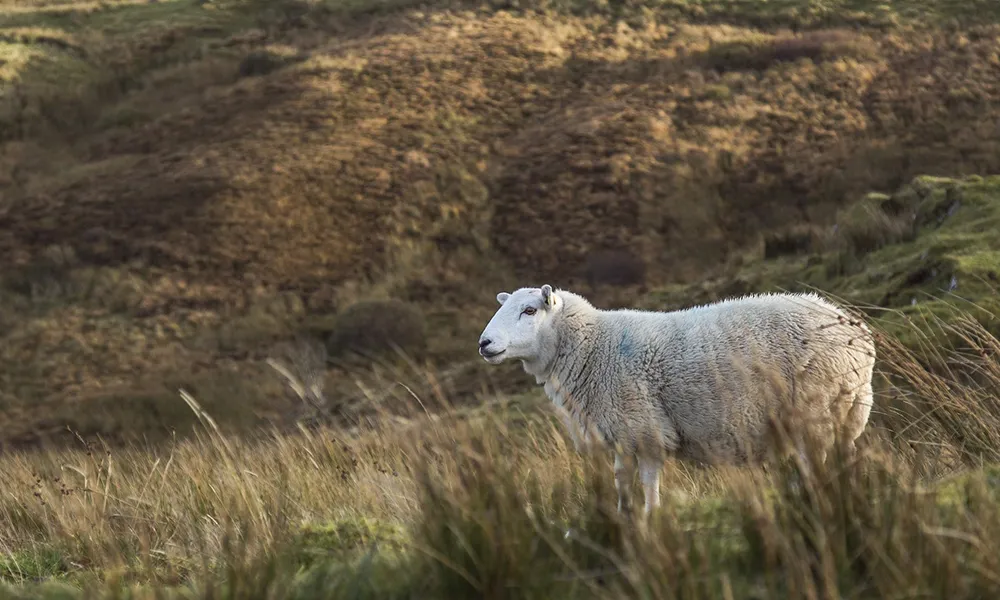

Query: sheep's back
<box><xmin>621</xmin><ymin>294</ymin><xmax>873</xmax><ymax>460</ymax></box>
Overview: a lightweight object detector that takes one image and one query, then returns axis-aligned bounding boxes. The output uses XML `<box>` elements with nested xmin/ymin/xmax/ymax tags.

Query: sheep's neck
<box><xmin>530</xmin><ymin>312</ymin><xmax>602</xmax><ymax>417</ymax></box>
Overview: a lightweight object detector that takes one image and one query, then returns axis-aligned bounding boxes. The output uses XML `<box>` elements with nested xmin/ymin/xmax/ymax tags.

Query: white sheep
<box><xmin>477</xmin><ymin>285</ymin><xmax>875</xmax><ymax>516</ymax></box>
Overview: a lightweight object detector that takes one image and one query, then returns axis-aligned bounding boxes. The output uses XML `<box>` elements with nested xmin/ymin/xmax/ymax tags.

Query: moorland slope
<box><xmin>2</xmin><ymin>0</ymin><xmax>999</xmax><ymax>447</ymax></box>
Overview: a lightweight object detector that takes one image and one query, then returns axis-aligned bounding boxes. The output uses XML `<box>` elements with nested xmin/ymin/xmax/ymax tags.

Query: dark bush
<box><xmin>237</xmin><ymin>49</ymin><xmax>301</xmax><ymax>78</ymax></box>
<box><xmin>582</xmin><ymin>249</ymin><xmax>647</xmax><ymax>288</ymax></box>
<box><xmin>325</xmin><ymin>299</ymin><xmax>427</xmax><ymax>363</ymax></box>
<box><xmin>706</xmin><ymin>29</ymin><xmax>876</xmax><ymax>73</ymax></box>
<box><xmin>763</xmin><ymin>225</ymin><xmax>826</xmax><ymax>259</ymax></box>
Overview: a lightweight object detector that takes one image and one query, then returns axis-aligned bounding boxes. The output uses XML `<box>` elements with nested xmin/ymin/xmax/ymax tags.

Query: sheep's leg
<box><xmin>613</xmin><ymin>453</ymin><xmax>635</xmax><ymax>514</ymax></box>
<box><xmin>555</xmin><ymin>405</ymin><xmax>582</xmax><ymax>452</ymax></box>
<box><xmin>814</xmin><ymin>441</ymin><xmax>828</xmax><ymax>467</ymax></box>
<box><xmin>842</xmin><ymin>383</ymin><xmax>873</xmax><ymax>460</ymax></box>
<box><xmin>637</xmin><ymin>455</ymin><xmax>662</xmax><ymax>516</ymax></box>
<box><xmin>795</xmin><ymin>437</ymin><xmax>815</xmax><ymax>478</ymax></box>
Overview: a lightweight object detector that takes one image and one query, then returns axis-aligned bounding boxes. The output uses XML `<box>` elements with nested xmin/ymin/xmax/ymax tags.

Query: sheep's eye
<box><xmin>523</xmin><ymin>307</ymin><xmax>537</xmax><ymax>316</ymax></box>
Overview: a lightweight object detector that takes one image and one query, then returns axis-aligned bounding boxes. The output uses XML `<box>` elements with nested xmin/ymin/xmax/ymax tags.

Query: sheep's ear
<box><xmin>541</xmin><ymin>284</ymin><xmax>556</xmax><ymax>307</ymax></box>
<box><xmin>496</xmin><ymin>292</ymin><xmax>510</xmax><ymax>305</ymax></box>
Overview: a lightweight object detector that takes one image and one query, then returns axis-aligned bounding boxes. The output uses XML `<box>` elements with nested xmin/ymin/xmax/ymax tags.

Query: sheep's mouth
<box><xmin>480</xmin><ymin>348</ymin><xmax>506</xmax><ymax>359</ymax></box>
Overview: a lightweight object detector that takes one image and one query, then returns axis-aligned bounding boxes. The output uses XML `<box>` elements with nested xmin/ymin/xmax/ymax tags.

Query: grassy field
<box><xmin>3</xmin><ymin>311</ymin><xmax>1000</xmax><ymax>598</ymax></box>
<box><xmin>2</xmin><ymin>0</ymin><xmax>1000</xmax><ymax>596</ymax></box>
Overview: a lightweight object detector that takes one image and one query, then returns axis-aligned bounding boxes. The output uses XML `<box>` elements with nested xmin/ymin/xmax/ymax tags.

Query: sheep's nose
<box><xmin>479</xmin><ymin>338</ymin><xmax>492</xmax><ymax>349</ymax></box>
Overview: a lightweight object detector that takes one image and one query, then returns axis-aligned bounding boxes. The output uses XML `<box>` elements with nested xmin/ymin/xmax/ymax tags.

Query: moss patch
<box><xmin>294</xmin><ymin>517</ymin><xmax>408</xmax><ymax>567</ymax></box>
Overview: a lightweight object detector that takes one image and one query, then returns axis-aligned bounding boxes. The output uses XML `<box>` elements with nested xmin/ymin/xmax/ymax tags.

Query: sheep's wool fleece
<box><xmin>542</xmin><ymin>291</ymin><xmax>875</xmax><ymax>464</ymax></box>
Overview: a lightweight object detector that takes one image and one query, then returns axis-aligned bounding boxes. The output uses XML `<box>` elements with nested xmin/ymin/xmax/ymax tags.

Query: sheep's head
<box><xmin>478</xmin><ymin>285</ymin><xmax>562</xmax><ymax>367</ymax></box>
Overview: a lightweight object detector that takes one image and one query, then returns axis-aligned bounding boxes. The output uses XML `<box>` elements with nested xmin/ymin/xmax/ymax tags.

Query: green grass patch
<box><xmin>0</xmin><ymin>547</ymin><xmax>68</xmax><ymax>585</ymax></box>
<box><xmin>646</xmin><ymin>174</ymin><xmax>1000</xmax><ymax>351</ymax></box>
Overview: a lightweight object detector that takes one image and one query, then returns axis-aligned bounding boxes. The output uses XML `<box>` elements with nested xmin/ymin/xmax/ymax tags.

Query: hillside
<box><xmin>2</xmin><ymin>0</ymin><xmax>1000</xmax><ymax>449</ymax></box>
<box><xmin>5</xmin><ymin>1</ymin><xmax>1000</xmax><ymax>598</ymax></box>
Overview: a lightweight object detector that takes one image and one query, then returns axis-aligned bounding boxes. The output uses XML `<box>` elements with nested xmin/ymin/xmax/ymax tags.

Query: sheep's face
<box><xmin>478</xmin><ymin>285</ymin><xmax>562</xmax><ymax>366</ymax></box>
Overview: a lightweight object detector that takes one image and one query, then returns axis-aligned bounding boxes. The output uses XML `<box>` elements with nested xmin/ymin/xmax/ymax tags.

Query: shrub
<box><xmin>325</xmin><ymin>299</ymin><xmax>427</xmax><ymax>364</ymax></box>
<box><xmin>835</xmin><ymin>192</ymin><xmax>917</xmax><ymax>256</ymax></box>
<box><xmin>237</xmin><ymin>48</ymin><xmax>303</xmax><ymax>78</ymax></box>
<box><xmin>762</xmin><ymin>225</ymin><xmax>827</xmax><ymax>259</ymax></box>
<box><xmin>706</xmin><ymin>29</ymin><xmax>877</xmax><ymax>72</ymax></box>
<box><xmin>582</xmin><ymin>249</ymin><xmax>647</xmax><ymax>288</ymax></box>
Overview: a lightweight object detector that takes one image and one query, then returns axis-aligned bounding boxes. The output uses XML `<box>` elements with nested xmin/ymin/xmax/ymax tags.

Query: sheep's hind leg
<box><xmin>638</xmin><ymin>454</ymin><xmax>662</xmax><ymax>516</ymax></box>
<box><xmin>843</xmin><ymin>382</ymin><xmax>874</xmax><ymax>460</ymax></box>
<box><xmin>613</xmin><ymin>453</ymin><xmax>635</xmax><ymax>515</ymax></box>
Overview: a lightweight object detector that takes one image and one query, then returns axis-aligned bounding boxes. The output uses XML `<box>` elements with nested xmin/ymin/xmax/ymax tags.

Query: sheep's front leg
<box><xmin>638</xmin><ymin>455</ymin><xmax>662</xmax><ymax>516</ymax></box>
<box><xmin>613</xmin><ymin>453</ymin><xmax>635</xmax><ymax>514</ymax></box>
<box><xmin>554</xmin><ymin>405</ymin><xmax>582</xmax><ymax>452</ymax></box>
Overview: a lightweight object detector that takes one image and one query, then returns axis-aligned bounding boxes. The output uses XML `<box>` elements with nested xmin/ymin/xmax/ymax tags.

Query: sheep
<box><xmin>477</xmin><ymin>285</ymin><xmax>876</xmax><ymax>516</ymax></box>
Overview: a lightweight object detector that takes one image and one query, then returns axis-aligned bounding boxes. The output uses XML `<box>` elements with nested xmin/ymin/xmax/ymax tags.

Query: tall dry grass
<box><xmin>3</xmin><ymin>303</ymin><xmax>1000</xmax><ymax>598</ymax></box>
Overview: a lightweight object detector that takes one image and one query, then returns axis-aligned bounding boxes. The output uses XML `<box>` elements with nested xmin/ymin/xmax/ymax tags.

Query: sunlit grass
<box><xmin>2</xmin><ymin>303</ymin><xmax>1000</xmax><ymax>597</ymax></box>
